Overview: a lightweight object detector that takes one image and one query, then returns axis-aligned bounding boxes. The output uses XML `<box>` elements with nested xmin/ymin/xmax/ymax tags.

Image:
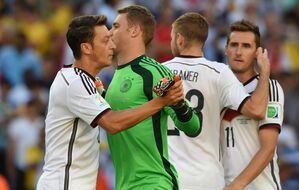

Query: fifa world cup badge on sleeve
<box><xmin>267</xmin><ymin>103</ymin><xmax>280</xmax><ymax>119</ymax></box>
<box><xmin>92</xmin><ymin>94</ymin><xmax>106</xmax><ymax>108</ymax></box>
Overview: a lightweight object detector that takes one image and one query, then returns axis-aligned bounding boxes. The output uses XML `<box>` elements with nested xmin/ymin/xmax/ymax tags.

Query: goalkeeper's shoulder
<box><xmin>141</xmin><ymin>56</ymin><xmax>174</xmax><ymax>77</ymax></box>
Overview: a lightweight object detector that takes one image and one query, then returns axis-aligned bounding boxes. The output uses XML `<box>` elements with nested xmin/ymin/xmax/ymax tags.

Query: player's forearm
<box><xmin>169</xmin><ymin>104</ymin><xmax>201</xmax><ymax>137</ymax></box>
<box><xmin>100</xmin><ymin>98</ymin><xmax>164</xmax><ymax>134</ymax></box>
<box><xmin>241</xmin><ymin>74</ymin><xmax>269</xmax><ymax>119</ymax></box>
<box><xmin>177</xmin><ymin>111</ymin><xmax>201</xmax><ymax>137</ymax></box>
<box><xmin>229</xmin><ymin>147</ymin><xmax>275</xmax><ymax>189</ymax></box>
<box><xmin>241</xmin><ymin>47</ymin><xmax>270</xmax><ymax>120</ymax></box>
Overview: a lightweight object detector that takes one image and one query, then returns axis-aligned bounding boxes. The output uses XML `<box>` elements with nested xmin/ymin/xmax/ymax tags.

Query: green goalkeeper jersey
<box><xmin>106</xmin><ymin>55</ymin><xmax>201</xmax><ymax>190</ymax></box>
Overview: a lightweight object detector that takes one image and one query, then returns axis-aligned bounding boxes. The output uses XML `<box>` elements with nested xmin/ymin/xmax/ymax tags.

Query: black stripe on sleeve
<box><xmin>80</xmin><ymin>73</ymin><xmax>94</xmax><ymax>94</ymax></box>
<box><xmin>269</xmin><ymin>79</ymin><xmax>279</xmax><ymax>102</ymax></box>
<box><xmin>270</xmin><ymin>80</ymin><xmax>275</xmax><ymax>102</ymax></box>
<box><xmin>85</xmin><ymin>76</ymin><xmax>97</xmax><ymax>94</ymax></box>
<box><xmin>274</xmin><ymin>80</ymin><xmax>279</xmax><ymax>102</ymax></box>
<box><xmin>74</xmin><ymin>68</ymin><xmax>97</xmax><ymax>95</ymax></box>
<box><xmin>74</xmin><ymin>67</ymin><xmax>79</xmax><ymax>75</ymax></box>
<box><xmin>272</xmin><ymin>80</ymin><xmax>276</xmax><ymax>102</ymax></box>
<box><xmin>146</xmin><ymin>57</ymin><xmax>173</xmax><ymax>76</ymax></box>
<box><xmin>64</xmin><ymin>118</ymin><xmax>79</xmax><ymax>190</ymax></box>
<box><xmin>132</xmin><ymin>63</ymin><xmax>178</xmax><ymax>190</ymax></box>
<box><xmin>79</xmin><ymin>74</ymin><xmax>92</xmax><ymax>95</ymax></box>
<box><xmin>74</xmin><ymin>68</ymin><xmax>92</xmax><ymax>95</ymax></box>
<box><xmin>269</xmin><ymin>80</ymin><xmax>273</xmax><ymax>102</ymax></box>
<box><xmin>141</xmin><ymin>58</ymin><xmax>167</xmax><ymax>78</ymax></box>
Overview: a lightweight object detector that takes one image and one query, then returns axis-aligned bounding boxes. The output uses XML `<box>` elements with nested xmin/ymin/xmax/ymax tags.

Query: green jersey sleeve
<box><xmin>164</xmin><ymin>100</ymin><xmax>202</xmax><ymax>137</ymax></box>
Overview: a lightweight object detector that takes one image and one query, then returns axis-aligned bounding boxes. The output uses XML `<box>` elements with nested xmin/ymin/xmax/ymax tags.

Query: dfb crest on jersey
<box><xmin>120</xmin><ymin>77</ymin><xmax>132</xmax><ymax>92</ymax></box>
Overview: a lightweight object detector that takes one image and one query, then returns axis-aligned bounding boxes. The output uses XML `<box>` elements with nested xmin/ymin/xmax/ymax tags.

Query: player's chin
<box><xmin>107</xmin><ymin>56</ymin><xmax>113</xmax><ymax>63</ymax></box>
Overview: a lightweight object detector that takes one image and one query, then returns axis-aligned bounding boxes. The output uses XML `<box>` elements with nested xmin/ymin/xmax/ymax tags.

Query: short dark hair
<box><xmin>118</xmin><ymin>5</ymin><xmax>156</xmax><ymax>46</ymax></box>
<box><xmin>66</xmin><ymin>15</ymin><xmax>107</xmax><ymax>59</ymax></box>
<box><xmin>173</xmin><ymin>12</ymin><xmax>209</xmax><ymax>48</ymax></box>
<box><xmin>227</xmin><ymin>19</ymin><xmax>261</xmax><ymax>47</ymax></box>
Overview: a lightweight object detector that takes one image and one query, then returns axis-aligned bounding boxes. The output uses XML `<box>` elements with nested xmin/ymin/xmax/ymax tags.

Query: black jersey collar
<box><xmin>73</xmin><ymin>67</ymin><xmax>96</xmax><ymax>81</ymax></box>
<box><xmin>243</xmin><ymin>74</ymin><xmax>259</xmax><ymax>86</ymax></box>
<box><xmin>63</xmin><ymin>64</ymin><xmax>73</xmax><ymax>68</ymax></box>
<box><xmin>117</xmin><ymin>55</ymin><xmax>146</xmax><ymax>69</ymax></box>
<box><xmin>177</xmin><ymin>55</ymin><xmax>202</xmax><ymax>58</ymax></box>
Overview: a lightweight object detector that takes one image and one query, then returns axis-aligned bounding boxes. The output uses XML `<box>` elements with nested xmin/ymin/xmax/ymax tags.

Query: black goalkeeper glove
<box><xmin>153</xmin><ymin>75</ymin><xmax>192</xmax><ymax>122</ymax></box>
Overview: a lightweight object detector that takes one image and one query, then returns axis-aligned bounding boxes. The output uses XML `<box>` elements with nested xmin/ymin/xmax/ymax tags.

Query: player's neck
<box><xmin>116</xmin><ymin>45</ymin><xmax>145</xmax><ymax>65</ymax></box>
<box><xmin>73</xmin><ymin>59</ymin><xmax>99</xmax><ymax>77</ymax></box>
<box><xmin>179</xmin><ymin>46</ymin><xmax>203</xmax><ymax>57</ymax></box>
<box><xmin>235</xmin><ymin>70</ymin><xmax>257</xmax><ymax>84</ymax></box>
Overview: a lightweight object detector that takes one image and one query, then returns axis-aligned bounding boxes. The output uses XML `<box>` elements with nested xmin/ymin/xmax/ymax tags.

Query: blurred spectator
<box><xmin>281</xmin><ymin>11</ymin><xmax>299</xmax><ymax>72</ymax></box>
<box><xmin>0</xmin><ymin>79</ymin><xmax>13</xmax><ymax>190</ymax></box>
<box><xmin>284</xmin><ymin>73</ymin><xmax>299</xmax><ymax>127</ymax></box>
<box><xmin>46</xmin><ymin>0</ymin><xmax>73</xmax><ymax>70</ymax></box>
<box><xmin>6</xmin><ymin>98</ymin><xmax>44</xmax><ymax>190</ymax></box>
<box><xmin>47</xmin><ymin>0</ymin><xmax>72</xmax><ymax>35</ymax></box>
<box><xmin>278</xmin><ymin>124</ymin><xmax>299</xmax><ymax>190</ymax></box>
<box><xmin>151</xmin><ymin>1</ymin><xmax>174</xmax><ymax>62</ymax></box>
<box><xmin>0</xmin><ymin>30</ymin><xmax>42</xmax><ymax>87</ymax></box>
<box><xmin>12</xmin><ymin>0</ymin><xmax>50</xmax><ymax>56</ymax></box>
<box><xmin>96</xmin><ymin>0</ymin><xmax>118</xmax><ymax>28</ymax></box>
<box><xmin>263</xmin><ymin>11</ymin><xmax>284</xmax><ymax>74</ymax></box>
<box><xmin>40</xmin><ymin>54</ymin><xmax>58</xmax><ymax>89</ymax></box>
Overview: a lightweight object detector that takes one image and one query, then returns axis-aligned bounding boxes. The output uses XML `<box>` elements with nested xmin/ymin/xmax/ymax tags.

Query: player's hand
<box><xmin>256</xmin><ymin>47</ymin><xmax>270</xmax><ymax>78</ymax></box>
<box><xmin>153</xmin><ymin>75</ymin><xmax>181</xmax><ymax>97</ymax></box>
<box><xmin>161</xmin><ymin>79</ymin><xmax>184</xmax><ymax>106</ymax></box>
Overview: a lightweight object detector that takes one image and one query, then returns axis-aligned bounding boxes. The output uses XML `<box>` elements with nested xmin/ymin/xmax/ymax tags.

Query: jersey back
<box><xmin>163</xmin><ymin>57</ymin><xmax>249</xmax><ymax>190</ymax></box>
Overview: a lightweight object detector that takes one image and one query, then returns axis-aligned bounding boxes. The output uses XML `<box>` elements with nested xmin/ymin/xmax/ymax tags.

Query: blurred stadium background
<box><xmin>0</xmin><ymin>0</ymin><xmax>298</xmax><ymax>189</ymax></box>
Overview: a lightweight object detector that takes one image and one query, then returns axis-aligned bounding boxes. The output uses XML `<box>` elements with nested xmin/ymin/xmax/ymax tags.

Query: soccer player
<box><xmin>106</xmin><ymin>5</ymin><xmax>201</xmax><ymax>190</ymax></box>
<box><xmin>221</xmin><ymin>20</ymin><xmax>284</xmax><ymax>190</ymax></box>
<box><xmin>163</xmin><ymin>13</ymin><xmax>270</xmax><ymax>190</ymax></box>
<box><xmin>36</xmin><ymin>15</ymin><xmax>185</xmax><ymax>190</ymax></box>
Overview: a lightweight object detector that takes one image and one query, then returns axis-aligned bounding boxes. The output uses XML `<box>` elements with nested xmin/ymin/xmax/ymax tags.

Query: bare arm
<box><xmin>240</xmin><ymin>47</ymin><xmax>270</xmax><ymax>119</ymax></box>
<box><xmin>98</xmin><ymin>80</ymin><xmax>184</xmax><ymax>134</ymax></box>
<box><xmin>224</xmin><ymin>126</ymin><xmax>280</xmax><ymax>190</ymax></box>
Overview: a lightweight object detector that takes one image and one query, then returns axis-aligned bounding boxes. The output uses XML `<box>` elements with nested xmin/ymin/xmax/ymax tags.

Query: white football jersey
<box><xmin>221</xmin><ymin>76</ymin><xmax>284</xmax><ymax>190</ymax></box>
<box><xmin>163</xmin><ymin>56</ymin><xmax>250</xmax><ymax>190</ymax></box>
<box><xmin>37</xmin><ymin>67</ymin><xmax>111</xmax><ymax>190</ymax></box>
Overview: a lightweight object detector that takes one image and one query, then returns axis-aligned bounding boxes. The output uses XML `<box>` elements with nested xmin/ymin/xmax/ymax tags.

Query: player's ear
<box><xmin>224</xmin><ymin>44</ymin><xmax>228</xmax><ymax>55</ymax></box>
<box><xmin>130</xmin><ymin>24</ymin><xmax>141</xmax><ymax>38</ymax></box>
<box><xmin>81</xmin><ymin>42</ymin><xmax>92</xmax><ymax>55</ymax></box>
<box><xmin>176</xmin><ymin>33</ymin><xmax>184</xmax><ymax>48</ymax></box>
